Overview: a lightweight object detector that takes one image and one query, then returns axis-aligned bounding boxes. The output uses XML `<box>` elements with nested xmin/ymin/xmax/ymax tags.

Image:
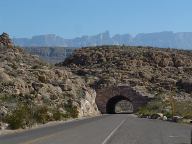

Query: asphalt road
<box><xmin>0</xmin><ymin>114</ymin><xmax>191</xmax><ymax>144</ymax></box>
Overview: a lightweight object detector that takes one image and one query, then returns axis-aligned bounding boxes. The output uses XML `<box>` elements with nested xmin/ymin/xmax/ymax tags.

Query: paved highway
<box><xmin>0</xmin><ymin>114</ymin><xmax>191</xmax><ymax>144</ymax></box>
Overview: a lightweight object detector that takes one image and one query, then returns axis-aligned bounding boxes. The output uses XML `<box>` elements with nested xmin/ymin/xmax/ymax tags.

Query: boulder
<box><xmin>172</xmin><ymin>116</ymin><xmax>183</xmax><ymax>122</ymax></box>
<box><xmin>176</xmin><ymin>79</ymin><xmax>192</xmax><ymax>93</ymax></box>
<box><xmin>0</xmin><ymin>71</ymin><xmax>11</xmax><ymax>82</ymax></box>
<box><xmin>0</xmin><ymin>122</ymin><xmax>9</xmax><ymax>130</ymax></box>
<box><xmin>32</xmin><ymin>82</ymin><xmax>44</xmax><ymax>91</ymax></box>
<box><xmin>78</xmin><ymin>88</ymin><xmax>100</xmax><ymax>117</ymax></box>
<box><xmin>150</xmin><ymin>113</ymin><xmax>164</xmax><ymax>119</ymax></box>
<box><xmin>162</xmin><ymin>116</ymin><xmax>168</xmax><ymax>121</ymax></box>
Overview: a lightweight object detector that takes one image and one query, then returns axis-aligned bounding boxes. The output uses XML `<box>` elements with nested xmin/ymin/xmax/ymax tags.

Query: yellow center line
<box><xmin>20</xmin><ymin>130</ymin><xmax>66</xmax><ymax>144</ymax></box>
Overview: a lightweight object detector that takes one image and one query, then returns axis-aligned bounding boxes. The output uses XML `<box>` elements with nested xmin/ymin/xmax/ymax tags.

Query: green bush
<box><xmin>65</xmin><ymin>99</ymin><xmax>79</xmax><ymax>118</ymax></box>
<box><xmin>52</xmin><ymin>110</ymin><xmax>63</xmax><ymax>121</ymax></box>
<box><xmin>163</xmin><ymin>111</ymin><xmax>172</xmax><ymax>118</ymax></box>
<box><xmin>3</xmin><ymin>99</ymin><xmax>79</xmax><ymax>129</ymax></box>
<box><xmin>4</xmin><ymin>104</ymin><xmax>51</xmax><ymax>129</ymax></box>
<box><xmin>31</xmin><ymin>65</ymin><xmax>41</xmax><ymax>69</ymax></box>
<box><xmin>175</xmin><ymin>101</ymin><xmax>192</xmax><ymax>119</ymax></box>
<box><xmin>4</xmin><ymin>104</ymin><xmax>33</xmax><ymax>129</ymax></box>
<box><xmin>137</xmin><ymin>100</ymin><xmax>165</xmax><ymax>116</ymax></box>
<box><xmin>34</xmin><ymin>106</ymin><xmax>50</xmax><ymax>124</ymax></box>
<box><xmin>138</xmin><ymin>97</ymin><xmax>192</xmax><ymax>119</ymax></box>
<box><xmin>69</xmin><ymin>105</ymin><xmax>79</xmax><ymax>118</ymax></box>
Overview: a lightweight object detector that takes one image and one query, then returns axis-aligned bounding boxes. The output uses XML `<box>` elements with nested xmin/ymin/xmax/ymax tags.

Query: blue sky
<box><xmin>0</xmin><ymin>0</ymin><xmax>192</xmax><ymax>38</ymax></box>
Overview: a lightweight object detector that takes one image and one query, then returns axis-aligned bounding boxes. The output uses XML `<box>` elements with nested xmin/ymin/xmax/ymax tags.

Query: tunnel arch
<box><xmin>96</xmin><ymin>85</ymin><xmax>149</xmax><ymax>114</ymax></box>
<box><xmin>106</xmin><ymin>95</ymin><xmax>133</xmax><ymax>114</ymax></box>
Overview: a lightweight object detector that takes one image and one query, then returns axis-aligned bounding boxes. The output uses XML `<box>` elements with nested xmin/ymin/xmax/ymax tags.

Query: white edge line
<box><xmin>102</xmin><ymin>119</ymin><xmax>126</xmax><ymax>144</ymax></box>
<box><xmin>169</xmin><ymin>135</ymin><xmax>190</xmax><ymax>139</ymax></box>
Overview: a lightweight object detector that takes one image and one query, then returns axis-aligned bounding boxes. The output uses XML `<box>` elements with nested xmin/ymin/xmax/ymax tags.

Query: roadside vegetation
<box><xmin>1</xmin><ymin>98</ymin><xmax>78</xmax><ymax>129</ymax></box>
<box><xmin>1</xmin><ymin>94</ymin><xmax>79</xmax><ymax>129</ymax></box>
<box><xmin>137</xmin><ymin>91</ymin><xmax>192</xmax><ymax>123</ymax></box>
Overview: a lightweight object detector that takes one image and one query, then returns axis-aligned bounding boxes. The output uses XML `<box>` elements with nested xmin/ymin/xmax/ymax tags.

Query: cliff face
<box><xmin>0</xmin><ymin>33</ymin><xmax>99</xmax><ymax>130</ymax></box>
<box><xmin>59</xmin><ymin>45</ymin><xmax>192</xmax><ymax>101</ymax></box>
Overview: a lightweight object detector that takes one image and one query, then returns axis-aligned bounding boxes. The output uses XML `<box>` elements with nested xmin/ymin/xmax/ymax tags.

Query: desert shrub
<box><xmin>4</xmin><ymin>103</ymin><xmax>53</xmax><ymax>129</ymax></box>
<box><xmin>0</xmin><ymin>93</ymin><xmax>15</xmax><ymax>102</ymax></box>
<box><xmin>77</xmin><ymin>88</ymin><xmax>85</xmax><ymax>98</ymax></box>
<box><xmin>137</xmin><ymin>99</ymin><xmax>165</xmax><ymax>116</ymax></box>
<box><xmin>69</xmin><ymin>105</ymin><xmax>78</xmax><ymax>118</ymax></box>
<box><xmin>52</xmin><ymin>109</ymin><xmax>66</xmax><ymax>121</ymax></box>
<box><xmin>138</xmin><ymin>96</ymin><xmax>192</xmax><ymax>119</ymax></box>
<box><xmin>38</xmin><ymin>74</ymin><xmax>47</xmax><ymax>83</ymax></box>
<box><xmin>163</xmin><ymin>111</ymin><xmax>172</xmax><ymax>118</ymax></box>
<box><xmin>4</xmin><ymin>104</ymin><xmax>34</xmax><ymax>129</ymax></box>
<box><xmin>52</xmin><ymin>110</ymin><xmax>62</xmax><ymax>121</ymax></box>
<box><xmin>31</xmin><ymin>65</ymin><xmax>40</xmax><ymax>69</ymax></box>
<box><xmin>64</xmin><ymin>99</ymin><xmax>79</xmax><ymax>118</ymax></box>
<box><xmin>33</xmin><ymin>105</ymin><xmax>50</xmax><ymax>124</ymax></box>
<box><xmin>11</xmin><ymin>62</ymin><xmax>18</xmax><ymax>69</ymax></box>
<box><xmin>3</xmin><ymin>97</ymin><xmax>79</xmax><ymax>129</ymax></box>
<box><xmin>175</xmin><ymin>101</ymin><xmax>192</xmax><ymax>119</ymax></box>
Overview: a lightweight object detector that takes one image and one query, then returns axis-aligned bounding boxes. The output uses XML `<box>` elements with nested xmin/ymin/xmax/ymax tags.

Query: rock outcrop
<box><xmin>0</xmin><ymin>33</ymin><xmax>13</xmax><ymax>48</ymax></box>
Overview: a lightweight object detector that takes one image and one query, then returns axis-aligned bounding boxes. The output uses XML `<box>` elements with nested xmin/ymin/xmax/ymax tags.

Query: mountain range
<box><xmin>13</xmin><ymin>31</ymin><xmax>192</xmax><ymax>49</ymax></box>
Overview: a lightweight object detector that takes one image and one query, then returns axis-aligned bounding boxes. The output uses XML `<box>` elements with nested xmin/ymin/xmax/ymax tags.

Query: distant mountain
<box><xmin>14</xmin><ymin>34</ymin><xmax>67</xmax><ymax>47</ymax></box>
<box><xmin>13</xmin><ymin>31</ymin><xmax>192</xmax><ymax>49</ymax></box>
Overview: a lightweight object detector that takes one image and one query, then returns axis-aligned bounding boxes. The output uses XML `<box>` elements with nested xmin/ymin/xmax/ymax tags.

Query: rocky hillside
<box><xmin>59</xmin><ymin>45</ymin><xmax>192</xmax><ymax>119</ymax></box>
<box><xmin>0</xmin><ymin>33</ymin><xmax>99</xmax><ymax>130</ymax></box>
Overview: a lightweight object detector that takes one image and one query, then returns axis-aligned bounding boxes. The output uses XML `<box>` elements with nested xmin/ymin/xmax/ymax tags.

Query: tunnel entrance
<box><xmin>96</xmin><ymin>86</ymin><xmax>150</xmax><ymax>114</ymax></box>
<box><xmin>106</xmin><ymin>95</ymin><xmax>134</xmax><ymax>114</ymax></box>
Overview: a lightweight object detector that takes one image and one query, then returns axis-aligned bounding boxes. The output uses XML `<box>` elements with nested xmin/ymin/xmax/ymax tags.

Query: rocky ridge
<box><xmin>60</xmin><ymin>46</ymin><xmax>192</xmax><ymax>92</ymax></box>
<box><xmin>59</xmin><ymin>45</ymin><xmax>192</xmax><ymax>119</ymax></box>
<box><xmin>0</xmin><ymin>33</ymin><xmax>99</xmax><ymax>130</ymax></box>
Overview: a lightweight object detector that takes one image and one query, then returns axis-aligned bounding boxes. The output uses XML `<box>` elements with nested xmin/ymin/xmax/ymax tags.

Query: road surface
<box><xmin>0</xmin><ymin>114</ymin><xmax>191</xmax><ymax>144</ymax></box>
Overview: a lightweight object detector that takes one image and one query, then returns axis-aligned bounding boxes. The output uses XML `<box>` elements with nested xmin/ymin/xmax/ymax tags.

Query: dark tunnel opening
<box><xmin>106</xmin><ymin>95</ymin><xmax>134</xmax><ymax>114</ymax></box>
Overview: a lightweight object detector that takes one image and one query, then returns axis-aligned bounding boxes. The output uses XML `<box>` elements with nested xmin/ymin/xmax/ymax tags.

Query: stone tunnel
<box><xmin>95</xmin><ymin>85</ymin><xmax>150</xmax><ymax>114</ymax></box>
